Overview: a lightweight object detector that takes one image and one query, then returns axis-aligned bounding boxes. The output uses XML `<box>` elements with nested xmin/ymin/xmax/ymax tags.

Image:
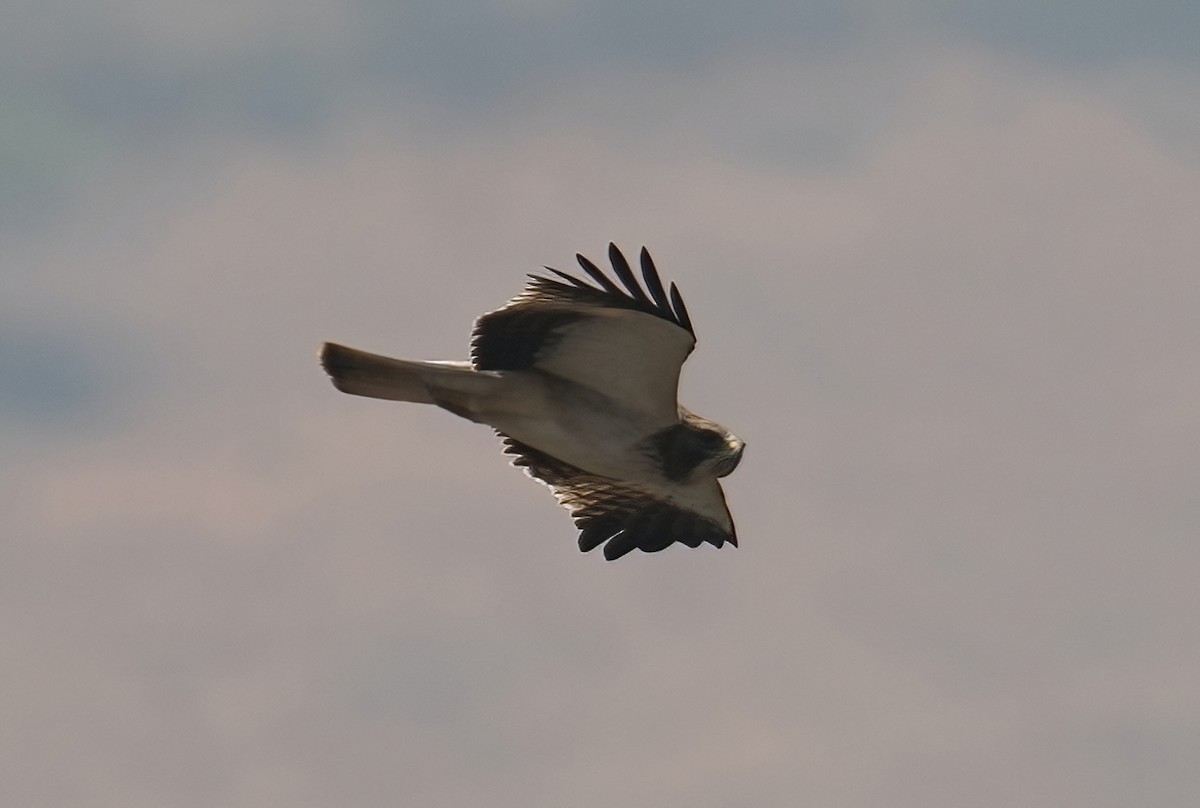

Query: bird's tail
<box><xmin>319</xmin><ymin>343</ymin><xmax>490</xmax><ymax>409</ymax></box>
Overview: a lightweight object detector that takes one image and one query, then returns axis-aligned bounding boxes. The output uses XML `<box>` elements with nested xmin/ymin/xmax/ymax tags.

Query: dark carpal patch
<box><xmin>470</xmin><ymin>308</ymin><xmax>584</xmax><ymax>370</ymax></box>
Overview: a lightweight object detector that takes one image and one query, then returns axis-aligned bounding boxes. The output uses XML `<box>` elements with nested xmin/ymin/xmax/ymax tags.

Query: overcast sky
<box><xmin>4</xmin><ymin>2</ymin><xmax>1199</xmax><ymax>806</ymax></box>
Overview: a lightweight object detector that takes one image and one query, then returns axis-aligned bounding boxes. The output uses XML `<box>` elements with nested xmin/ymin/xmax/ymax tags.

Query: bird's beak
<box><xmin>717</xmin><ymin>438</ymin><xmax>745</xmax><ymax>477</ymax></box>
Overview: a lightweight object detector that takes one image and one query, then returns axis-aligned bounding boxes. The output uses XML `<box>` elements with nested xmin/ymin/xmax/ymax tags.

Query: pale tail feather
<box><xmin>319</xmin><ymin>343</ymin><xmax>489</xmax><ymax>409</ymax></box>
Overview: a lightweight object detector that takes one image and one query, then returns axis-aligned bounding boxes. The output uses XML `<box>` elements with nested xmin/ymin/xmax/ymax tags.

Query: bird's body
<box><xmin>320</xmin><ymin>244</ymin><xmax>743</xmax><ymax>560</ymax></box>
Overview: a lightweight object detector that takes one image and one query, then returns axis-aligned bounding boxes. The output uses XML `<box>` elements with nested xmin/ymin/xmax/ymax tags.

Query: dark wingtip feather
<box><xmin>602</xmin><ymin>532</ymin><xmax>638</xmax><ymax>561</ymax></box>
<box><xmin>525</xmin><ymin>246</ymin><xmax>697</xmax><ymax>336</ymax></box>
<box><xmin>639</xmin><ymin>248</ymin><xmax>672</xmax><ymax>313</ymax></box>
<box><xmin>668</xmin><ymin>282</ymin><xmax>694</xmax><ymax>334</ymax></box>
<box><xmin>544</xmin><ymin>267</ymin><xmax>592</xmax><ymax>288</ymax></box>
<box><xmin>577</xmin><ymin>514</ymin><xmax>623</xmax><ymax>553</ymax></box>
<box><xmin>576</xmin><ymin>253</ymin><xmax>623</xmax><ymax>295</ymax></box>
<box><xmin>607</xmin><ymin>243</ymin><xmax>651</xmax><ymax>305</ymax></box>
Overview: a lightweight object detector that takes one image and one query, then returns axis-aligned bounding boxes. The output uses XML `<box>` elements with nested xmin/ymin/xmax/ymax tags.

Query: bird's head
<box><xmin>711</xmin><ymin>432</ymin><xmax>745</xmax><ymax>478</ymax></box>
<box><xmin>655</xmin><ymin>412</ymin><xmax>745</xmax><ymax>481</ymax></box>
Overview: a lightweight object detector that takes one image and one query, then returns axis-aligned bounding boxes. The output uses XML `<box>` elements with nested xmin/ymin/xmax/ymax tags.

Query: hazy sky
<box><xmin>4</xmin><ymin>3</ymin><xmax>1199</xmax><ymax>806</ymax></box>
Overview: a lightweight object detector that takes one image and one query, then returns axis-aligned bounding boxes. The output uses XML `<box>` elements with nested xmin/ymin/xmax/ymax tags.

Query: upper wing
<box><xmin>471</xmin><ymin>244</ymin><xmax>696</xmax><ymax>423</ymax></box>
<box><xmin>502</xmin><ymin>435</ymin><xmax>737</xmax><ymax>561</ymax></box>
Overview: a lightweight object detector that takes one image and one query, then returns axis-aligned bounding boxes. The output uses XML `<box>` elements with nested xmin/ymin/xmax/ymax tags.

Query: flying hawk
<box><xmin>320</xmin><ymin>244</ymin><xmax>744</xmax><ymax>560</ymax></box>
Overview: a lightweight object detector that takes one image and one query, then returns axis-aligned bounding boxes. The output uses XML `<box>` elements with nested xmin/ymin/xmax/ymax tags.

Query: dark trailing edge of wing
<box><xmin>501</xmin><ymin>435</ymin><xmax>735</xmax><ymax>560</ymax></box>
<box><xmin>530</xmin><ymin>243</ymin><xmax>695</xmax><ymax>337</ymax></box>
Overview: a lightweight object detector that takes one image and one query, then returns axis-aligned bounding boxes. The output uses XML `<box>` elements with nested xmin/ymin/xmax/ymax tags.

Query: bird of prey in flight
<box><xmin>320</xmin><ymin>244</ymin><xmax>743</xmax><ymax>560</ymax></box>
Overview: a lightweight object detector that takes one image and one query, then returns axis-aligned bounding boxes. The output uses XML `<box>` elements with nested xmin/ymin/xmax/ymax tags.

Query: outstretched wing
<box><xmin>502</xmin><ymin>436</ymin><xmax>737</xmax><ymax>560</ymax></box>
<box><xmin>472</xmin><ymin>244</ymin><xmax>696</xmax><ymax>424</ymax></box>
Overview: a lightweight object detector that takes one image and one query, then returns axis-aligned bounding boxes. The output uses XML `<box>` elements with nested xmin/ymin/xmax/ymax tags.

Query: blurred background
<box><xmin>3</xmin><ymin>2</ymin><xmax>1199</xmax><ymax>806</ymax></box>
